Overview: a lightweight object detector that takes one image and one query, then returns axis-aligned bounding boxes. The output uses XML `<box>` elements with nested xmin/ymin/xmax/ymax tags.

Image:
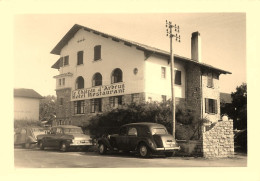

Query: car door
<box><xmin>116</xmin><ymin>126</ymin><xmax>128</xmax><ymax>150</ymax></box>
<box><xmin>19</xmin><ymin>128</ymin><xmax>27</xmax><ymax>144</ymax></box>
<box><xmin>126</xmin><ymin>127</ymin><xmax>138</xmax><ymax>151</ymax></box>
<box><xmin>53</xmin><ymin>127</ymin><xmax>63</xmax><ymax>147</ymax></box>
<box><xmin>44</xmin><ymin>127</ymin><xmax>57</xmax><ymax>147</ymax></box>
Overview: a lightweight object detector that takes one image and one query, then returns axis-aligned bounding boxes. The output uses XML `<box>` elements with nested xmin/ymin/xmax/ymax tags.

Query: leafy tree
<box><xmin>39</xmin><ymin>95</ymin><xmax>56</xmax><ymax>124</ymax></box>
<box><xmin>231</xmin><ymin>83</ymin><xmax>247</xmax><ymax>130</ymax></box>
<box><xmin>221</xmin><ymin>83</ymin><xmax>247</xmax><ymax>130</ymax></box>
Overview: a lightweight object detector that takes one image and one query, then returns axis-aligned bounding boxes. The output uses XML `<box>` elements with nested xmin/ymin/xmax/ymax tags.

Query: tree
<box><xmin>222</xmin><ymin>83</ymin><xmax>247</xmax><ymax>130</ymax></box>
<box><xmin>39</xmin><ymin>95</ymin><xmax>56</xmax><ymax>125</ymax></box>
<box><xmin>231</xmin><ymin>83</ymin><xmax>247</xmax><ymax>130</ymax></box>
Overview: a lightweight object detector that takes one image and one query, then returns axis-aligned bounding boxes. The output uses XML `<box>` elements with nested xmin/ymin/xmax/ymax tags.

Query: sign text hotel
<box><xmin>71</xmin><ymin>82</ymin><xmax>125</xmax><ymax>101</ymax></box>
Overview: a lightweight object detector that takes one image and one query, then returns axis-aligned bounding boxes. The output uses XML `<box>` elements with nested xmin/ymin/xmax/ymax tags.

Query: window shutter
<box><xmin>94</xmin><ymin>45</ymin><xmax>101</xmax><ymax>61</ymax></box>
<box><xmin>214</xmin><ymin>100</ymin><xmax>218</xmax><ymax>114</ymax></box>
<box><xmin>205</xmin><ymin>98</ymin><xmax>209</xmax><ymax>113</ymax></box>
<box><xmin>175</xmin><ymin>70</ymin><xmax>181</xmax><ymax>85</ymax></box>
<box><xmin>77</xmin><ymin>51</ymin><xmax>83</xmax><ymax>65</ymax></box>
<box><xmin>59</xmin><ymin>57</ymin><xmax>63</xmax><ymax>67</ymax></box>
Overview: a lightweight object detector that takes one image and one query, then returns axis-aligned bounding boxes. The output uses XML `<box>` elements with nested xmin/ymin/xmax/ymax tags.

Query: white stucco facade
<box><xmin>14</xmin><ymin>97</ymin><xmax>40</xmax><ymax>121</ymax></box>
<box><xmin>56</xmin><ymin>28</ymin><xmax>146</xmax><ymax>96</ymax></box>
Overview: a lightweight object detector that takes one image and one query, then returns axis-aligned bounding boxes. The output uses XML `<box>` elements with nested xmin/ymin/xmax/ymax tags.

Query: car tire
<box><xmin>98</xmin><ymin>143</ymin><xmax>107</xmax><ymax>155</ymax></box>
<box><xmin>39</xmin><ymin>141</ymin><xmax>44</xmax><ymax>150</ymax></box>
<box><xmin>138</xmin><ymin>143</ymin><xmax>151</xmax><ymax>158</ymax></box>
<box><xmin>164</xmin><ymin>152</ymin><xmax>174</xmax><ymax>157</ymax></box>
<box><xmin>60</xmin><ymin>142</ymin><xmax>68</xmax><ymax>152</ymax></box>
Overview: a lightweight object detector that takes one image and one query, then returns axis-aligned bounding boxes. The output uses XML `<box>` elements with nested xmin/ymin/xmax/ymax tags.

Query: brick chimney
<box><xmin>191</xmin><ymin>31</ymin><xmax>201</xmax><ymax>62</ymax></box>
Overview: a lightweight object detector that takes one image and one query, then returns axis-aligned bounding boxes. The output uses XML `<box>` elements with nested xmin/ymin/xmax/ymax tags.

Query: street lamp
<box><xmin>166</xmin><ymin>20</ymin><xmax>181</xmax><ymax>138</ymax></box>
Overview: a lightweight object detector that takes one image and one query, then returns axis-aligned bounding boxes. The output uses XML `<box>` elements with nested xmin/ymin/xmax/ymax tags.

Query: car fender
<box><xmin>97</xmin><ymin>138</ymin><xmax>113</xmax><ymax>150</ymax></box>
<box><xmin>26</xmin><ymin>136</ymin><xmax>37</xmax><ymax>143</ymax></box>
<box><xmin>137</xmin><ymin>139</ymin><xmax>156</xmax><ymax>151</ymax></box>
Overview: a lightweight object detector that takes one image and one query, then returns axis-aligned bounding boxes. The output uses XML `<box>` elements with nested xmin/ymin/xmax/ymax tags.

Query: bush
<box><xmin>85</xmin><ymin>101</ymin><xmax>201</xmax><ymax>140</ymax></box>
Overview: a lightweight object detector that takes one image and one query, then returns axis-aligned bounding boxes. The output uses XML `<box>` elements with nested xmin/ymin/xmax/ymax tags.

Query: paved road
<box><xmin>14</xmin><ymin>147</ymin><xmax>247</xmax><ymax>168</ymax></box>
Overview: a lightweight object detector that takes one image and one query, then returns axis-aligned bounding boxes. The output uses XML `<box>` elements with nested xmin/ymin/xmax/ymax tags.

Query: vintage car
<box><xmin>14</xmin><ymin>127</ymin><xmax>48</xmax><ymax>149</ymax></box>
<box><xmin>97</xmin><ymin>122</ymin><xmax>180</xmax><ymax>158</ymax></box>
<box><xmin>37</xmin><ymin>125</ymin><xmax>93</xmax><ymax>152</ymax></box>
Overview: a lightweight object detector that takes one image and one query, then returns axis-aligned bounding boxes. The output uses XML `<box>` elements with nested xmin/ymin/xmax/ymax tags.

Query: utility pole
<box><xmin>166</xmin><ymin>20</ymin><xmax>180</xmax><ymax>138</ymax></box>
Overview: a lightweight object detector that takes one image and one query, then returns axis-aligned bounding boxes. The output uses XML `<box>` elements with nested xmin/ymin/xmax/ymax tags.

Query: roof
<box><xmin>14</xmin><ymin>88</ymin><xmax>43</xmax><ymax>99</ymax></box>
<box><xmin>220</xmin><ymin>92</ymin><xmax>232</xmax><ymax>104</ymax></box>
<box><xmin>123</xmin><ymin>122</ymin><xmax>166</xmax><ymax>128</ymax></box>
<box><xmin>51</xmin><ymin>24</ymin><xmax>231</xmax><ymax>74</ymax></box>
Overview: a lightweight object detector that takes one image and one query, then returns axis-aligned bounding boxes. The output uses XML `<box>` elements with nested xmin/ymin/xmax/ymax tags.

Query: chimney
<box><xmin>191</xmin><ymin>31</ymin><xmax>201</xmax><ymax>62</ymax></box>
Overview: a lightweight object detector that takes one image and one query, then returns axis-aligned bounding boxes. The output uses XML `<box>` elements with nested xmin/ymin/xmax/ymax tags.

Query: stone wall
<box><xmin>185</xmin><ymin>64</ymin><xmax>202</xmax><ymax>119</ymax></box>
<box><xmin>202</xmin><ymin>119</ymin><xmax>234</xmax><ymax>158</ymax></box>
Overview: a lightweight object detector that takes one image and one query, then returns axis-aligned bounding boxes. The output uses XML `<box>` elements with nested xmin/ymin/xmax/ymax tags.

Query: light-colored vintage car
<box><xmin>14</xmin><ymin>127</ymin><xmax>48</xmax><ymax>149</ymax></box>
<box><xmin>37</xmin><ymin>125</ymin><xmax>94</xmax><ymax>152</ymax></box>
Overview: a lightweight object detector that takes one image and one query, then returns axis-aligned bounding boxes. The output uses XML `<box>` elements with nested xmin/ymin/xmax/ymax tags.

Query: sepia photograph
<box><xmin>1</xmin><ymin>0</ymin><xmax>260</xmax><ymax>180</ymax></box>
<box><xmin>13</xmin><ymin>12</ymin><xmax>247</xmax><ymax>168</ymax></box>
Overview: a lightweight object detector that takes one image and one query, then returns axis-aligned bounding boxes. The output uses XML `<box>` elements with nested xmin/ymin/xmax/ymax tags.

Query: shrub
<box><xmin>85</xmin><ymin>101</ymin><xmax>201</xmax><ymax>140</ymax></box>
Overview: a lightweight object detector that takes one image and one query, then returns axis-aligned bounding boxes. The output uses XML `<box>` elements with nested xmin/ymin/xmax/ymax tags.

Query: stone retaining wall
<box><xmin>202</xmin><ymin>119</ymin><xmax>234</xmax><ymax>158</ymax></box>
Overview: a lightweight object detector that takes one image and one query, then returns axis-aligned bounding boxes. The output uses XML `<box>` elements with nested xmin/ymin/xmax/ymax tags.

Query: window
<box><xmin>161</xmin><ymin>67</ymin><xmax>166</xmax><ymax>78</ymax></box>
<box><xmin>91</xmin><ymin>98</ymin><xmax>102</xmax><ymax>113</ymax></box>
<box><xmin>59</xmin><ymin>79</ymin><xmax>62</xmax><ymax>86</ymax></box>
<box><xmin>74</xmin><ymin>100</ymin><xmax>85</xmax><ymax>114</ymax></box>
<box><xmin>207</xmin><ymin>72</ymin><xmax>214</xmax><ymax>88</ymax></box>
<box><xmin>77</xmin><ymin>51</ymin><xmax>83</xmax><ymax>65</ymax></box>
<box><xmin>62</xmin><ymin>78</ymin><xmax>65</xmax><ymax>86</ymax></box>
<box><xmin>76</xmin><ymin>76</ymin><xmax>84</xmax><ymax>89</ymax></box>
<box><xmin>205</xmin><ymin>98</ymin><xmax>218</xmax><ymax>114</ymax></box>
<box><xmin>64</xmin><ymin>56</ymin><xmax>69</xmax><ymax>65</ymax></box>
<box><xmin>59</xmin><ymin>98</ymin><xmax>64</xmax><ymax>105</ymax></box>
<box><xmin>109</xmin><ymin>96</ymin><xmax>123</xmax><ymax>108</ymax></box>
<box><xmin>92</xmin><ymin>73</ymin><xmax>102</xmax><ymax>86</ymax></box>
<box><xmin>128</xmin><ymin>127</ymin><xmax>137</xmax><ymax>136</ymax></box>
<box><xmin>59</xmin><ymin>57</ymin><xmax>64</xmax><ymax>67</ymax></box>
<box><xmin>94</xmin><ymin>45</ymin><xmax>101</xmax><ymax>61</ymax></box>
<box><xmin>111</xmin><ymin>68</ymin><xmax>123</xmax><ymax>83</ymax></box>
<box><xmin>162</xmin><ymin>95</ymin><xmax>167</xmax><ymax>102</ymax></box>
<box><xmin>131</xmin><ymin>93</ymin><xmax>140</xmax><ymax>103</ymax></box>
<box><xmin>175</xmin><ymin>70</ymin><xmax>181</xmax><ymax>85</ymax></box>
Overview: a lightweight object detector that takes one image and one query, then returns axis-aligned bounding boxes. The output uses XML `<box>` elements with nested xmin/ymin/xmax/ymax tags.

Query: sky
<box><xmin>13</xmin><ymin>13</ymin><xmax>246</xmax><ymax>96</ymax></box>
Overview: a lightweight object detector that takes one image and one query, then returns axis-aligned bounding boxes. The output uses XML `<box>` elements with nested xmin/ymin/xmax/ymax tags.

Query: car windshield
<box><xmin>152</xmin><ymin>128</ymin><xmax>167</xmax><ymax>135</ymax></box>
<box><xmin>63</xmin><ymin>128</ymin><xmax>83</xmax><ymax>134</ymax></box>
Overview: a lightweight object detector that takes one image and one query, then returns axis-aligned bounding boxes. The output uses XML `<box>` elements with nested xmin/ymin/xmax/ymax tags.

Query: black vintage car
<box><xmin>97</xmin><ymin>122</ymin><xmax>180</xmax><ymax>158</ymax></box>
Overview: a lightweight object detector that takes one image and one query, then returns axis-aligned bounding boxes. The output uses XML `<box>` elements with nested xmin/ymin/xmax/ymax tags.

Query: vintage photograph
<box><xmin>12</xmin><ymin>13</ymin><xmax>247</xmax><ymax>168</ymax></box>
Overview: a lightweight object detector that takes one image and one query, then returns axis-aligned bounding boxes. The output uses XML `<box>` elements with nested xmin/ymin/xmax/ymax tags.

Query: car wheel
<box><xmin>25</xmin><ymin>143</ymin><xmax>31</xmax><ymax>149</ymax></box>
<box><xmin>38</xmin><ymin>141</ymin><xmax>44</xmax><ymax>150</ymax></box>
<box><xmin>138</xmin><ymin>144</ymin><xmax>151</xmax><ymax>158</ymax></box>
<box><xmin>98</xmin><ymin>143</ymin><xmax>107</xmax><ymax>155</ymax></box>
<box><xmin>165</xmin><ymin>152</ymin><xmax>174</xmax><ymax>157</ymax></box>
<box><xmin>60</xmin><ymin>142</ymin><xmax>68</xmax><ymax>152</ymax></box>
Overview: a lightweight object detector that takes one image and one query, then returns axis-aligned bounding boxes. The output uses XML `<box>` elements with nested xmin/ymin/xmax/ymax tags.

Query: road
<box><xmin>14</xmin><ymin>147</ymin><xmax>247</xmax><ymax>168</ymax></box>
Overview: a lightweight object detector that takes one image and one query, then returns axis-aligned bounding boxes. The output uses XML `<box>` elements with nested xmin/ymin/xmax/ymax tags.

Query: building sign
<box><xmin>71</xmin><ymin>82</ymin><xmax>125</xmax><ymax>101</ymax></box>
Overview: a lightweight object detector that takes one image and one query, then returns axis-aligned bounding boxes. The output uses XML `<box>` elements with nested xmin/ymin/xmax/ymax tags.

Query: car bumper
<box><xmin>154</xmin><ymin>146</ymin><xmax>180</xmax><ymax>151</ymax></box>
<box><xmin>69</xmin><ymin>142</ymin><xmax>93</xmax><ymax>146</ymax></box>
